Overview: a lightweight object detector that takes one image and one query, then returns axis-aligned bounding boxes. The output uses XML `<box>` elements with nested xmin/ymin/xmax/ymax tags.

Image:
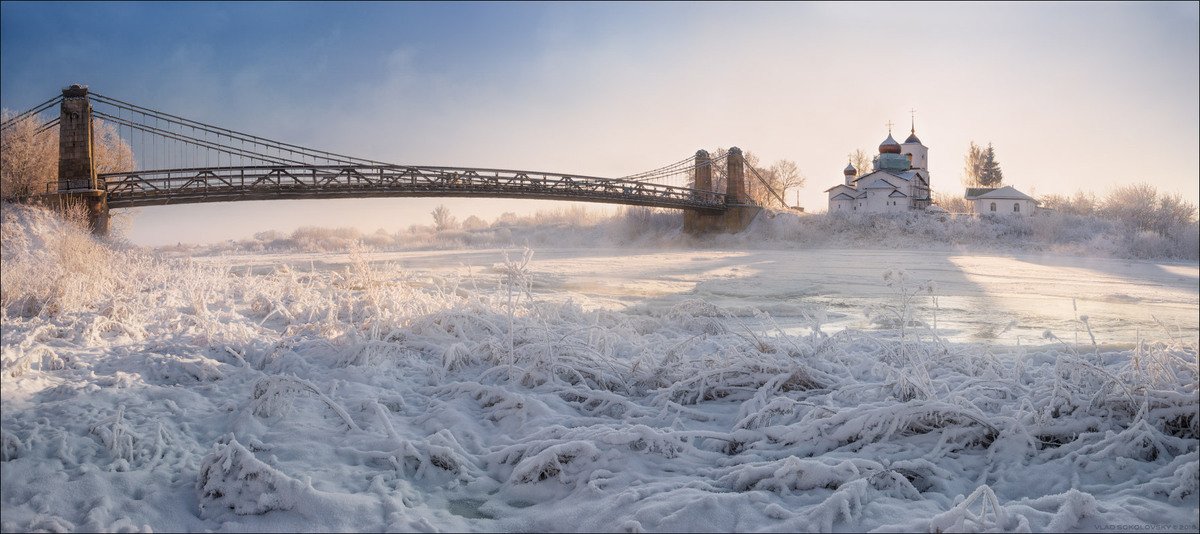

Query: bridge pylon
<box><xmin>683</xmin><ymin>147</ymin><xmax>761</xmax><ymax>234</ymax></box>
<box><xmin>48</xmin><ymin>84</ymin><xmax>108</xmax><ymax>235</ymax></box>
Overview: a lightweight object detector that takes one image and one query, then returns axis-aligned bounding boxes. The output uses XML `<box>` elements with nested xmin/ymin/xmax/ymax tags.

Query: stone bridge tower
<box><xmin>683</xmin><ymin>147</ymin><xmax>761</xmax><ymax>234</ymax></box>
<box><xmin>54</xmin><ymin>84</ymin><xmax>108</xmax><ymax>235</ymax></box>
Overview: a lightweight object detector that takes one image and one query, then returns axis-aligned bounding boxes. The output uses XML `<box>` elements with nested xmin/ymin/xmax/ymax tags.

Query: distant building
<box><xmin>964</xmin><ymin>186</ymin><xmax>1040</xmax><ymax>216</ymax></box>
<box><xmin>826</xmin><ymin>123</ymin><xmax>931</xmax><ymax>213</ymax></box>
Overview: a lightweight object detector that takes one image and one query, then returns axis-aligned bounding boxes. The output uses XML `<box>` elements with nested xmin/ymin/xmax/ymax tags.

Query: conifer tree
<box><xmin>962</xmin><ymin>141</ymin><xmax>1003</xmax><ymax>188</ymax></box>
<box><xmin>978</xmin><ymin>143</ymin><xmax>1003</xmax><ymax>187</ymax></box>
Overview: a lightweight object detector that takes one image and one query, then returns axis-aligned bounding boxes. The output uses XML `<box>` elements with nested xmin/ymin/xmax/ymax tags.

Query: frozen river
<box><xmin>204</xmin><ymin>247</ymin><xmax>1200</xmax><ymax>350</ymax></box>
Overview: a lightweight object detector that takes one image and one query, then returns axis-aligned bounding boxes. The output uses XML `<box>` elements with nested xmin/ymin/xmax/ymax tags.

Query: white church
<box><xmin>826</xmin><ymin>123</ymin><xmax>932</xmax><ymax>213</ymax></box>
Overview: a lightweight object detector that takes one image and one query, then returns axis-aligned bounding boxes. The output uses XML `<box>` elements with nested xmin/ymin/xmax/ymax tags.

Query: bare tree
<box><xmin>1100</xmin><ymin>183</ymin><xmax>1158</xmax><ymax>232</ymax></box>
<box><xmin>1099</xmin><ymin>183</ymin><xmax>1198</xmax><ymax>236</ymax></box>
<box><xmin>962</xmin><ymin>141</ymin><xmax>986</xmax><ymax>188</ymax></box>
<box><xmin>1</xmin><ymin>110</ymin><xmax>57</xmax><ymax>199</ymax></box>
<box><xmin>2</xmin><ymin>112</ymin><xmax>135</xmax><ymax>200</ymax></box>
<box><xmin>850</xmin><ymin>149</ymin><xmax>873</xmax><ymax>180</ymax></box>
<box><xmin>747</xmin><ymin>159</ymin><xmax>806</xmax><ymax>208</ymax></box>
<box><xmin>93</xmin><ymin>119</ymin><xmax>135</xmax><ymax>175</ymax></box>
<box><xmin>1039</xmin><ymin>190</ymin><xmax>1097</xmax><ymax>216</ymax></box>
<box><xmin>1069</xmin><ymin>190</ymin><xmax>1097</xmax><ymax>216</ymax></box>
<box><xmin>1156</xmin><ymin>191</ymin><xmax>1199</xmax><ymax>231</ymax></box>
<box><xmin>1037</xmin><ymin>193</ymin><xmax>1069</xmax><ymax>213</ymax></box>
<box><xmin>431</xmin><ymin>204</ymin><xmax>456</xmax><ymax>231</ymax></box>
<box><xmin>771</xmin><ymin>159</ymin><xmax>806</xmax><ymax>199</ymax></box>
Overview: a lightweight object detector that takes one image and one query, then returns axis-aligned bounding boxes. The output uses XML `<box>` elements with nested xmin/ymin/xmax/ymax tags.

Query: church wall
<box><xmin>827</xmin><ymin>185</ymin><xmax>858</xmax><ymax>213</ymax></box>
<box><xmin>830</xmin><ymin>198</ymin><xmax>855</xmax><ymax>212</ymax></box>
<box><xmin>864</xmin><ymin>189</ymin><xmax>892</xmax><ymax>212</ymax></box>
<box><xmin>901</xmin><ymin>143</ymin><xmax>928</xmax><ymax>170</ymax></box>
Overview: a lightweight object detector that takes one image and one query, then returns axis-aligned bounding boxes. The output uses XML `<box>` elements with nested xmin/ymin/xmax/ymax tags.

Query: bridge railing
<box><xmin>100</xmin><ymin>165</ymin><xmax>727</xmax><ymax>211</ymax></box>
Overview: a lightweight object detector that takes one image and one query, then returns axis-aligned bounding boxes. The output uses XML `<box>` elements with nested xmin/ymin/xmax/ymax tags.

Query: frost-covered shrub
<box><xmin>1099</xmin><ymin>183</ymin><xmax>1198</xmax><ymax>236</ymax></box>
<box><xmin>1</xmin><ymin>203</ymin><xmax>234</xmax><ymax>322</ymax></box>
<box><xmin>196</xmin><ymin>435</ymin><xmax>306</xmax><ymax>516</ymax></box>
<box><xmin>359</xmin><ymin>229</ymin><xmax>393</xmax><ymax>248</ymax></box>
<box><xmin>1</xmin><ymin>203</ymin><xmax>123</xmax><ymax>316</ymax></box>
<box><xmin>290</xmin><ymin>226</ymin><xmax>363</xmax><ymax>252</ymax></box>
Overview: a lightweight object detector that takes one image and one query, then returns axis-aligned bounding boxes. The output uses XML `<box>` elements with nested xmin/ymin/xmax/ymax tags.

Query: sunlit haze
<box><xmin>3</xmin><ymin>1</ymin><xmax>1197</xmax><ymax>246</ymax></box>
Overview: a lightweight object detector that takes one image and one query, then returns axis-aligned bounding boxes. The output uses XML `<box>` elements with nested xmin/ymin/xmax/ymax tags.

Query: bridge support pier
<box><xmin>42</xmin><ymin>84</ymin><xmax>109</xmax><ymax>235</ymax></box>
<box><xmin>684</xmin><ymin>204</ymin><xmax>762</xmax><ymax>234</ymax></box>
<box><xmin>684</xmin><ymin>147</ymin><xmax>761</xmax><ymax>234</ymax></box>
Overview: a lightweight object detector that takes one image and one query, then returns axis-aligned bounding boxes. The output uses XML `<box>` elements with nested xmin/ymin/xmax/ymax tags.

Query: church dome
<box><xmin>879</xmin><ymin>133</ymin><xmax>902</xmax><ymax>154</ymax></box>
<box><xmin>844</xmin><ymin>162</ymin><xmax>856</xmax><ymax>176</ymax></box>
<box><xmin>904</xmin><ymin>131</ymin><xmax>922</xmax><ymax>144</ymax></box>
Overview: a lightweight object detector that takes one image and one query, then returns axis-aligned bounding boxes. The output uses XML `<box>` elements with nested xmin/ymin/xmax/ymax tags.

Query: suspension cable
<box><xmin>619</xmin><ymin>155</ymin><xmax>695</xmax><ymax>181</ymax></box>
<box><xmin>620</xmin><ymin>151</ymin><xmax>729</xmax><ymax>185</ymax></box>
<box><xmin>34</xmin><ymin>117</ymin><xmax>61</xmax><ymax>136</ymax></box>
<box><xmin>744</xmin><ymin>159</ymin><xmax>788</xmax><ymax>207</ymax></box>
<box><xmin>90</xmin><ymin>92</ymin><xmax>392</xmax><ymax>166</ymax></box>
<box><xmin>92</xmin><ymin>110</ymin><xmax>298</xmax><ymax>167</ymax></box>
<box><xmin>1</xmin><ymin>95</ymin><xmax>62</xmax><ymax>131</ymax></box>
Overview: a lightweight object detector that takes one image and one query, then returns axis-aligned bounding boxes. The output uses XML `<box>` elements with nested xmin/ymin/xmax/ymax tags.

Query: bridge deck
<box><xmin>100</xmin><ymin>165</ymin><xmax>727</xmax><ymax>211</ymax></box>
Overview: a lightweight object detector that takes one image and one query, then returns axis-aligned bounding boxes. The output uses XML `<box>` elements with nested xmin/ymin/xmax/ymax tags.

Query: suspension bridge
<box><xmin>3</xmin><ymin>84</ymin><xmax>775</xmax><ymax>235</ymax></box>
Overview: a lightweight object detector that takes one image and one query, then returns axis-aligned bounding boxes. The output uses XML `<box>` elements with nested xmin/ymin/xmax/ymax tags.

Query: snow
<box><xmin>2</xmin><ymin>203</ymin><xmax>1198</xmax><ymax>532</ymax></box>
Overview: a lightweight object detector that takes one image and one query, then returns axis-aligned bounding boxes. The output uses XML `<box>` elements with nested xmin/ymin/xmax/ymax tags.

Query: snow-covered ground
<box><xmin>3</xmin><ymin>204</ymin><xmax>1198</xmax><ymax>532</ymax></box>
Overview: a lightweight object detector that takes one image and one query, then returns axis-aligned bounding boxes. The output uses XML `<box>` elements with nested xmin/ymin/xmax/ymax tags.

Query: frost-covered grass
<box><xmin>2</xmin><ymin>203</ymin><xmax>1198</xmax><ymax>532</ymax></box>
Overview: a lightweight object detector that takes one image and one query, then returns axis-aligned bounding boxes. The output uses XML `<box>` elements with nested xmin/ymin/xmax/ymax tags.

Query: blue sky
<box><xmin>3</xmin><ymin>1</ymin><xmax>1197</xmax><ymax>246</ymax></box>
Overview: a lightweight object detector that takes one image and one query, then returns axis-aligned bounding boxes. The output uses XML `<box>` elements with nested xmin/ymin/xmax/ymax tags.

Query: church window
<box><xmin>990</xmin><ymin>202</ymin><xmax>997</xmax><ymax>212</ymax></box>
<box><xmin>1014</xmin><ymin>203</ymin><xmax>1020</xmax><ymax>213</ymax></box>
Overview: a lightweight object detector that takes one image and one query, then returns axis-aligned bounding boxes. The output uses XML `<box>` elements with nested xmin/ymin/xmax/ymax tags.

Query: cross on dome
<box><xmin>905</xmin><ymin>109</ymin><xmax>922</xmax><ymax>145</ymax></box>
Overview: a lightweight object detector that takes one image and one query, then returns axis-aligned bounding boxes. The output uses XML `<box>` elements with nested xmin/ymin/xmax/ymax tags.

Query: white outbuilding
<box><xmin>965</xmin><ymin>186</ymin><xmax>1040</xmax><ymax>216</ymax></box>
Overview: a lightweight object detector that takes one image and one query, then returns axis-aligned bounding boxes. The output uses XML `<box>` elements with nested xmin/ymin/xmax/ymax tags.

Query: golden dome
<box><xmin>879</xmin><ymin>133</ymin><xmax>902</xmax><ymax>154</ymax></box>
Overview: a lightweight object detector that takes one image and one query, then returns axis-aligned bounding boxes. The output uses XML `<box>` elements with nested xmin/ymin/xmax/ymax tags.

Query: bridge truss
<box><xmin>101</xmin><ymin>165</ymin><xmax>725</xmax><ymax>210</ymax></box>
